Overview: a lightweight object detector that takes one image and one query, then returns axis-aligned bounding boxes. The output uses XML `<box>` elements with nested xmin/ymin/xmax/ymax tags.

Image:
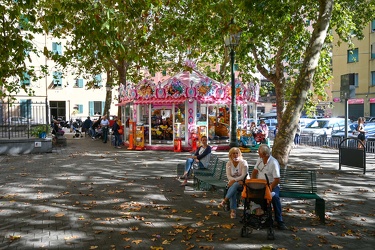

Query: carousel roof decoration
<box><xmin>118</xmin><ymin>60</ymin><xmax>260</xmax><ymax>105</ymax></box>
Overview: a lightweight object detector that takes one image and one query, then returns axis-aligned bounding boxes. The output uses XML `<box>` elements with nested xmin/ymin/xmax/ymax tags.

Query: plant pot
<box><xmin>39</xmin><ymin>132</ymin><xmax>47</xmax><ymax>138</ymax></box>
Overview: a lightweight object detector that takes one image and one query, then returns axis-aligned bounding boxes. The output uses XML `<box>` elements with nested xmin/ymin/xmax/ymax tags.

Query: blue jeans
<box><xmin>185</xmin><ymin>158</ymin><xmax>204</xmax><ymax>175</ymax></box>
<box><xmin>225</xmin><ymin>181</ymin><xmax>242</xmax><ymax>210</ymax></box>
<box><xmin>294</xmin><ymin>134</ymin><xmax>300</xmax><ymax>145</ymax></box>
<box><xmin>114</xmin><ymin>134</ymin><xmax>121</xmax><ymax>146</ymax></box>
<box><xmin>271</xmin><ymin>185</ymin><xmax>283</xmax><ymax>223</ymax></box>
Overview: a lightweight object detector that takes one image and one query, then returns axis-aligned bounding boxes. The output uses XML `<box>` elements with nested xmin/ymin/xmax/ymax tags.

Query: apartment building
<box><xmin>12</xmin><ymin>32</ymin><xmax>118</xmax><ymax>124</ymax></box>
<box><xmin>331</xmin><ymin>20</ymin><xmax>375</xmax><ymax>120</ymax></box>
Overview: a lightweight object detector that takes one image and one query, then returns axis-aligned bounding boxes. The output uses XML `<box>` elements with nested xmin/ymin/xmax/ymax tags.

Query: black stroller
<box><xmin>240</xmin><ymin>177</ymin><xmax>275</xmax><ymax>240</ymax></box>
<box><xmin>72</xmin><ymin>121</ymin><xmax>83</xmax><ymax>138</ymax></box>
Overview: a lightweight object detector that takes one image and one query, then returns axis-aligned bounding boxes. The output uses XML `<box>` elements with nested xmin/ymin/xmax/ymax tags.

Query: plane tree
<box><xmin>154</xmin><ymin>0</ymin><xmax>375</xmax><ymax>167</ymax></box>
<box><xmin>0</xmin><ymin>0</ymin><xmax>45</xmax><ymax>99</ymax></box>
<box><xmin>38</xmin><ymin>0</ymin><xmax>167</xmax><ymax>116</ymax></box>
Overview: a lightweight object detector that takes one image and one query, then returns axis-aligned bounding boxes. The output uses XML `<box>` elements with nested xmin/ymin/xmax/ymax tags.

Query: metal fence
<box><xmin>299</xmin><ymin>135</ymin><xmax>375</xmax><ymax>154</ymax></box>
<box><xmin>0</xmin><ymin>101</ymin><xmax>48</xmax><ymax>139</ymax></box>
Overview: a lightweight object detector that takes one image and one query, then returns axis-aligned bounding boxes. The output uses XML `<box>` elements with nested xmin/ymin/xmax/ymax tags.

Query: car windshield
<box><xmin>305</xmin><ymin>120</ymin><xmax>329</xmax><ymax>129</ymax></box>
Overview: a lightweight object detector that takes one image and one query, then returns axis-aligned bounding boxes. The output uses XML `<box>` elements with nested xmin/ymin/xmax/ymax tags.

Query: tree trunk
<box><xmin>272</xmin><ymin>0</ymin><xmax>334</xmax><ymax>168</ymax></box>
<box><xmin>104</xmin><ymin>69</ymin><xmax>113</xmax><ymax>117</ymax></box>
<box><xmin>117</xmin><ymin>60</ymin><xmax>128</xmax><ymax>118</ymax></box>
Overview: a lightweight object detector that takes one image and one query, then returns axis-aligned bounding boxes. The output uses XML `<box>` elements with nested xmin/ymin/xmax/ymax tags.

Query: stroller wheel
<box><xmin>240</xmin><ymin>227</ymin><xmax>247</xmax><ymax>237</ymax></box>
<box><xmin>267</xmin><ymin>228</ymin><xmax>275</xmax><ymax>240</ymax></box>
<box><xmin>240</xmin><ymin>227</ymin><xmax>253</xmax><ymax>237</ymax></box>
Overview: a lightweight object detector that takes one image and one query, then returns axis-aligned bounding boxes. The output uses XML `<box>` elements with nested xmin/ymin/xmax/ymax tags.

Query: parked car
<box><xmin>301</xmin><ymin>118</ymin><xmax>346</xmax><ymax>143</ymax></box>
<box><xmin>364</xmin><ymin>116</ymin><xmax>375</xmax><ymax>123</ymax></box>
<box><xmin>331</xmin><ymin>122</ymin><xmax>375</xmax><ymax>140</ymax></box>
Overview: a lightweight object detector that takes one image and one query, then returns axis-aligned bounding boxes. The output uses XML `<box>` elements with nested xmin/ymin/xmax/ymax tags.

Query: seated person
<box><xmin>52</xmin><ymin>120</ymin><xmax>64</xmax><ymax>137</ymax></box>
<box><xmin>251</xmin><ymin>144</ymin><xmax>287</xmax><ymax>230</ymax></box>
<box><xmin>219</xmin><ymin>147</ymin><xmax>249</xmax><ymax>219</ymax></box>
<box><xmin>180</xmin><ymin>136</ymin><xmax>211</xmax><ymax>186</ymax></box>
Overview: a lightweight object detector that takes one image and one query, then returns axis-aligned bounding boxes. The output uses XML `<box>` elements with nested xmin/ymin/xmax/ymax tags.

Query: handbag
<box><xmin>118</xmin><ymin>128</ymin><xmax>123</xmax><ymax>135</ymax></box>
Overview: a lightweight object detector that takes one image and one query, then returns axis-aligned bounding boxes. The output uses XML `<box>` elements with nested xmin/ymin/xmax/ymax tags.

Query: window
<box><xmin>52</xmin><ymin>42</ymin><xmax>62</xmax><ymax>55</ymax></box>
<box><xmin>347</xmin><ymin>48</ymin><xmax>359</xmax><ymax>63</ymax></box>
<box><xmin>20</xmin><ymin>99</ymin><xmax>32</xmax><ymax>119</ymax></box>
<box><xmin>77</xmin><ymin>104</ymin><xmax>83</xmax><ymax>114</ymax></box>
<box><xmin>372</xmin><ymin>71</ymin><xmax>375</xmax><ymax>86</ymax></box>
<box><xmin>89</xmin><ymin>101</ymin><xmax>104</xmax><ymax>116</ymax></box>
<box><xmin>371</xmin><ymin>43</ymin><xmax>375</xmax><ymax>60</ymax></box>
<box><xmin>75</xmin><ymin>79</ymin><xmax>84</xmax><ymax>88</ymax></box>
<box><xmin>18</xmin><ymin>14</ymin><xmax>28</xmax><ymax>30</ymax></box>
<box><xmin>162</xmin><ymin>70</ymin><xmax>167</xmax><ymax>76</ymax></box>
<box><xmin>372</xmin><ymin>20</ymin><xmax>375</xmax><ymax>32</ymax></box>
<box><xmin>353</xmin><ymin>73</ymin><xmax>359</xmax><ymax>87</ymax></box>
<box><xmin>53</xmin><ymin>71</ymin><xmax>62</xmax><ymax>86</ymax></box>
<box><xmin>20</xmin><ymin>71</ymin><xmax>30</xmax><ymax>86</ymax></box>
<box><xmin>94</xmin><ymin>74</ymin><xmax>102</xmax><ymax>86</ymax></box>
<box><xmin>234</xmin><ymin>63</ymin><xmax>239</xmax><ymax>71</ymax></box>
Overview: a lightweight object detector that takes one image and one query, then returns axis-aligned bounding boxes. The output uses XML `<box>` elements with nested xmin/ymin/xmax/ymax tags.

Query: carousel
<box><xmin>118</xmin><ymin>62</ymin><xmax>259</xmax><ymax>151</ymax></box>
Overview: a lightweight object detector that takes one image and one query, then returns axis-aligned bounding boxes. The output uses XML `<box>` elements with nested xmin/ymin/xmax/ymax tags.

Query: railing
<box><xmin>299</xmin><ymin>135</ymin><xmax>375</xmax><ymax>154</ymax></box>
<box><xmin>0</xmin><ymin>101</ymin><xmax>48</xmax><ymax>139</ymax></box>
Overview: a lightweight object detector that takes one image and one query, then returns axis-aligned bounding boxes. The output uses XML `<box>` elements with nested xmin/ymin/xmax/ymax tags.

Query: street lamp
<box><xmin>224</xmin><ymin>19</ymin><xmax>241</xmax><ymax>148</ymax></box>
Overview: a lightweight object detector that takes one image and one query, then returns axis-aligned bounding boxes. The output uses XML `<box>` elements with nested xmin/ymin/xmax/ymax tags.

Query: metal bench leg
<box><xmin>315</xmin><ymin>198</ymin><xmax>325</xmax><ymax>223</ymax></box>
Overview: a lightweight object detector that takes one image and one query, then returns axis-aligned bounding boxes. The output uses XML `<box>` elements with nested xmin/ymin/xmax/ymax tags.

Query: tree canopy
<box><xmin>1</xmin><ymin>0</ymin><xmax>375</xmax><ymax>166</ymax></box>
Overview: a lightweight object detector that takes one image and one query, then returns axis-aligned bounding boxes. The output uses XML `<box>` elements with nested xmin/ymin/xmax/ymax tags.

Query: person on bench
<box><xmin>219</xmin><ymin>147</ymin><xmax>249</xmax><ymax>219</ymax></box>
<box><xmin>251</xmin><ymin>144</ymin><xmax>287</xmax><ymax>230</ymax></box>
<box><xmin>180</xmin><ymin>136</ymin><xmax>211</xmax><ymax>186</ymax></box>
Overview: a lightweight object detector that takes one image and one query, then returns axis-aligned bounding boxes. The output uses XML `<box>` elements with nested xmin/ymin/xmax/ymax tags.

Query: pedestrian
<box><xmin>91</xmin><ymin>116</ymin><xmax>101</xmax><ymax>140</ymax></box>
<box><xmin>219</xmin><ymin>147</ymin><xmax>249</xmax><ymax>219</ymax></box>
<box><xmin>180</xmin><ymin>136</ymin><xmax>211</xmax><ymax>186</ymax></box>
<box><xmin>357</xmin><ymin>117</ymin><xmax>366</xmax><ymax>149</ymax></box>
<box><xmin>82</xmin><ymin>116</ymin><xmax>92</xmax><ymax>136</ymax></box>
<box><xmin>294</xmin><ymin>121</ymin><xmax>301</xmax><ymax>147</ymax></box>
<box><xmin>112</xmin><ymin>116</ymin><xmax>122</xmax><ymax>149</ymax></box>
<box><xmin>100</xmin><ymin>115</ymin><xmax>110</xmax><ymax>143</ymax></box>
<box><xmin>251</xmin><ymin>144</ymin><xmax>287</xmax><ymax>230</ymax></box>
<box><xmin>258</xmin><ymin>120</ymin><xmax>269</xmax><ymax>140</ymax></box>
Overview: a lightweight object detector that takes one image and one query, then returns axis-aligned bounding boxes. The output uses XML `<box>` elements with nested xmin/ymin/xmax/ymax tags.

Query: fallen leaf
<box><xmin>132</xmin><ymin>239</ymin><xmax>142</xmax><ymax>244</ymax></box>
<box><xmin>331</xmin><ymin>245</ymin><xmax>344</xmax><ymax>249</ymax></box>
<box><xmin>9</xmin><ymin>235</ymin><xmax>21</xmax><ymax>242</ymax></box>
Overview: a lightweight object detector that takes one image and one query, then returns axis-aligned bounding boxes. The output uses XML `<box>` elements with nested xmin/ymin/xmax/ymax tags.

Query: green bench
<box><xmin>249</xmin><ymin>166</ymin><xmax>325</xmax><ymax>223</ymax></box>
<box><xmin>176</xmin><ymin>154</ymin><xmax>218</xmax><ymax>178</ymax></box>
<box><xmin>279</xmin><ymin>169</ymin><xmax>325</xmax><ymax>223</ymax></box>
<box><xmin>194</xmin><ymin>159</ymin><xmax>227</xmax><ymax>191</ymax></box>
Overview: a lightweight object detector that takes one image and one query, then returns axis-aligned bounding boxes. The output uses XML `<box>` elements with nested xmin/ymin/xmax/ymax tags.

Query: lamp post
<box><xmin>224</xmin><ymin>19</ymin><xmax>241</xmax><ymax>148</ymax></box>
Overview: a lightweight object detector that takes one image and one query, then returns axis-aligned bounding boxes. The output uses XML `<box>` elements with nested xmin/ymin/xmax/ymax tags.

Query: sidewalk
<box><xmin>0</xmin><ymin>134</ymin><xmax>374</xmax><ymax>249</ymax></box>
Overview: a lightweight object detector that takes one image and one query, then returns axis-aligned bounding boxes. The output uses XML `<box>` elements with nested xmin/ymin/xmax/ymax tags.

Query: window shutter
<box><xmin>53</xmin><ymin>71</ymin><xmax>62</xmax><ymax>86</ymax></box>
<box><xmin>78</xmin><ymin>105</ymin><xmax>83</xmax><ymax>114</ymax></box>
<box><xmin>95</xmin><ymin>74</ymin><xmax>102</xmax><ymax>86</ymax></box>
<box><xmin>21</xmin><ymin>71</ymin><xmax>30</xmax><ymax>85</ymax></box>
<box><xmin>89</xmin><ymin>101</ymin><xmax>94</xmax><ymax>116</ymax></box>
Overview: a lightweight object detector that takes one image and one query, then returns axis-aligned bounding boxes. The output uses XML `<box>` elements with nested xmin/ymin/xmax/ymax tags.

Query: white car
<box><xmin>301</xmin><ymin>118</ymin><xmax>346</xmax><ymax>143</ymax></box>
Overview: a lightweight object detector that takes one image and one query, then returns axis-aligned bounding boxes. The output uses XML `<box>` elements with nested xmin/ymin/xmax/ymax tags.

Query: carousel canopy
<box><xmin>118</xmin><ymin>64</ymin><xmax>259</xmax><ymax>105</ymax></box>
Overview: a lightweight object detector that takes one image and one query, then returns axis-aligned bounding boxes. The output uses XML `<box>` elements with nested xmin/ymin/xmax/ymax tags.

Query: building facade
<box><xmin>10</xmin><ymin>32</ymin><xmax>118</xmax><ymax>124</ymax></box>
<box><xmin>332</xmin><ymin>20</ymin><xmax>375</xmax><ymax>120</ymax></box>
